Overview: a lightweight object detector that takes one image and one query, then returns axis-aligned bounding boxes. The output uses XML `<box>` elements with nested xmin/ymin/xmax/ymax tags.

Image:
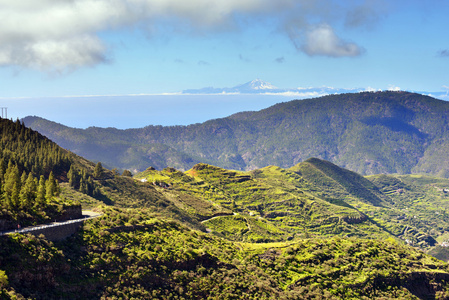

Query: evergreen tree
<box><xmin>67</xmin><ymin>165</ymin><xmax>77</xmax><ymax>187</ymax></box>
<box><xmin>79</xmin><ymin>178</ymin><xmax>87</xmax><ymax>194</ymax></box>
<box><xmin>20</xmin><ymin>171</ymin><xmax>27</xmax><ymax>188</ymax></box>
<box><xmin>45</xmin><ymin>171</ymin><xmax>57</xmax><ymax>200</ymax></box>
<box><xmin>36</xmin><ymin>175</ymin><xmax>46</xmax><ymax>208</ymax></box>
<box><xmin>3</xmin><ymin>163</ymin><xmax>20</xmax><ymax>201</ymax></box>
<box><xmin>0</xmin><ymin>158</ymin><xmax>6</xmax><ymax>183</ymax></box>
<box><xmin>93</xmin><ymin>162</ymin><xmax>103</xmax><ymax>179</ymax></box>
<box><xmin>87</xmin><ymin>176</ymin><xmax>94</xmax><ymax>195</ymax></box>
<box><xmin>10</xmin><ymin>182</ymin><xmax>20</xmax><ymax>210</ymax></box>
<box><xmin>20</xmin><ymin>172</ymin><xmax>37</xmax><ymax>210</ymax></box>
<box><xmin>81</xmin><ymin>169</ymin><xmax>87</xmax><ymax>181</ymax></box>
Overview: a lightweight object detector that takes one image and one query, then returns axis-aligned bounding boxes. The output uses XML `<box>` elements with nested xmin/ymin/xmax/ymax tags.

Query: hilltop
<box><xmin>24</xmin><ymin>91</ymin><xmax>449</xmax><ymax>177</ymax></box>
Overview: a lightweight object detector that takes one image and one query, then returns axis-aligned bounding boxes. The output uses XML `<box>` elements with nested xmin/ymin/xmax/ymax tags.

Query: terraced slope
<box><xmin>135</xmin><ymin>159</ymin><xmax>449</xmax><ymax>252</ymax></box>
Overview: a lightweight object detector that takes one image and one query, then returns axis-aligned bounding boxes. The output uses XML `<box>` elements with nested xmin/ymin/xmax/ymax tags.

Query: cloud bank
<box><xmin>0</xmin><ymin>0</ymin><xmax>385</xmax><ymax>71</ymax></box>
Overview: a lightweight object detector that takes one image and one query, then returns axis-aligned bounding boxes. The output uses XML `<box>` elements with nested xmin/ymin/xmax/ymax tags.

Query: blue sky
<box><xmin>1</xmin><ymin>1</ymin><xmax>449</xmax><ymax>127</ymax></box>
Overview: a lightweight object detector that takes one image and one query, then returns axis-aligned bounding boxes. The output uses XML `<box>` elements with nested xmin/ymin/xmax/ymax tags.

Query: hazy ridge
<box><xmin>24</xmin><ymin>91</ymin><xmax>449</xmax><ymax>177</ymax></box>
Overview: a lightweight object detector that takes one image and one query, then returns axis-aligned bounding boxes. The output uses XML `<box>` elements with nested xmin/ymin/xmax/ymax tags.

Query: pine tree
<box><xmin>45</xmin><ymin>171</ymin><xmax>57</xmax><ymax>200</ymax></box>
<box><xmin>67</xmin><ymin>165</ymin><xmax>77</xmax><ymax>187</ymax></box>
<box><xmin>79</xmin><ymin>178</ymin><xmax>87</xmax><ymax>194</ymax></box>
<box><xmin>0</xmin><ymin>158</ymin><xmax>6</xmax><ymax>185</ymax></box>
<box><xmin>10</xmin><ymin>182</ymin><xmax>20</xmax><ymax>210</ymax></box>
<box><xmin>87</xmin><ymin>176</ymin><xmax>94</xmax><ymax>195</ymax></box>
<box><xmin>36</xmin><ymin>175</ymin><xmax>46</xmax><ymax>208</ymax></box>
<box><xmin>20</xmin><ymin>171</ymin><xmax>27</xmax><ymax>187</ymax></box>
<box><xmin>93</xmin><ymin>162</ymin><xmax>103</xmax><ymax>179</ymax></box>
<box><xmin>3</xmin><ymin>163</ymin><xmax>20</xmax><ymax>201</ymax></box>
<box><xmin>20</xmin><ymin>172</ymin><xmax>37</xmax><ymax>210</ymax></box>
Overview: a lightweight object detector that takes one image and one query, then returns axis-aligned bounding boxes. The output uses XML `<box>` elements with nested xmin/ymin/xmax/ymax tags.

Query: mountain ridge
<box><xmin>23</xmin><ymin>91</ymin><xmax>449</xmax><ymax>177</ymax></box>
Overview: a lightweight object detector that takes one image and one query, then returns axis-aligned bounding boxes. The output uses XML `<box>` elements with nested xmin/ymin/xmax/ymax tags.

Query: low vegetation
<box><xmin>2</xmin><ymin>207</ymin><xmax>449</xmax><ymax>299</ymax></box>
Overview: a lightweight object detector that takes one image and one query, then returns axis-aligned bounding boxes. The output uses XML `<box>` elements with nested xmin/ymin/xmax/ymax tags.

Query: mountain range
<box><xmin>182</xmin><ymin>79</ymin><xmax>449</xmax><ymax>101</ymax></box>
<box><xmin>182</xmin><ymin>79</ymin><xmax>368</xmax><ymax>97</ymax></box>
<box><xmin>23</xmin><ymin>91</ymin><xmax>449</xmax><ymax>177</ymax></box>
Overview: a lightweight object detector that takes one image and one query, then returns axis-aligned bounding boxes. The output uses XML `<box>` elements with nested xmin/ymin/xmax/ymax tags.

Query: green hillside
<box><xmin>133</xmin><ymin>159</ymin><xmax>449</xmax><ymax>252</ymax></box>
<box><xmin>23</xmin><ymin>91</ymin><xmax>449</xmax><ymax>177</ymax></box>
<box><xmin>290</xmin><ymin>158</ymin><xmax>388</xmax><ymax>207</ymax></box>
<box><xmin>3</xmin><ymin>118</ymin><xmax>449</xmax><ymax>299</ymax></box>
<box><xmin>2</xmin><ymin>207</ymin><xmax>449</xmax><ymax>299</ymax></box>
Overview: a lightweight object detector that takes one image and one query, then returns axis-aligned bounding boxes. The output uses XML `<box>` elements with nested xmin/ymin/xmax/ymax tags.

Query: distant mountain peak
<box><xmin>180</xmin><ymin>80</ymin><xmax>449</xmax><ymax>101</ymax></box>
<box><xmin>182</xmin><ymin>79</ymin><xmax>362</xmax><ymax>96</ymax></box>
<box><xmin>236</xmin><ymin>79</ymin><xmax>277</xmax><ymax>90</ymax></box>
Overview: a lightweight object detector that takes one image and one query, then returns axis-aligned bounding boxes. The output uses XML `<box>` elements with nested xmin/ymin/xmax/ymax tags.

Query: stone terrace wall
<box><xmin>26</xmin><ymin>220</ymin><xmax>84</xmax><ymax>241</ymax></box>
<box><xmin>1</xmin><ymin>218</ymin><xmax>91</xmax><ymax>241</ymax></box>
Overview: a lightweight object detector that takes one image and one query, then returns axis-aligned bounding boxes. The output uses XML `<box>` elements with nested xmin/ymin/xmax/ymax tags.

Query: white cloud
<box><xmin>299</xmin><ymin>24</ymin><xmax>364</xmax><ymax>57</ymax></box>
<box><xmin>0</xmin><ymin>0</ymin><xmax>130</xmax><ymax>71</ymax></box>
<box><xmin>264</xmin><ymin>91</ymin><xmax>324</xmax><ymax>98</ymax></box>
<box><xmin>0</xmin><ymin>0</ymin><xmax>382</xmax><ymax>71</ymax></box>
<box><xmin>387</xmin><ymin>85</ymin><xmax>401</xmax><ymax>91</ymax></box>
<box><xmin>0</xmin><ymin>36</ymin><xmax>108</xmax><ymax>72</ymax></box>
<box><xmin>364</xmin><ymin>86</ymin><xmax>380</xmax><ymax>92</ymax></box>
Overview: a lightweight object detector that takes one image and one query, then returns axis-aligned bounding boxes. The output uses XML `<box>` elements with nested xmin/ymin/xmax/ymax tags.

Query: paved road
<box><xmin>0</xmin><ymin>210</ymin><xmax>102</xmax><ymax>236</ymax></box>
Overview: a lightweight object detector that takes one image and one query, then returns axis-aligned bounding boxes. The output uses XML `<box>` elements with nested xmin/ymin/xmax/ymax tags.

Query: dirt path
<box><xmin>201</xmin><ymin>212</ymin><xmax>236</xmax><ymax>223</ymax></box>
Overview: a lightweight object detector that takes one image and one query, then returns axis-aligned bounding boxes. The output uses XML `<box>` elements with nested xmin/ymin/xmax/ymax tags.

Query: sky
<box><xmin>1</xmin><ymin>0</ymin><xmax>449</xmax><ymax>128</ymax></box>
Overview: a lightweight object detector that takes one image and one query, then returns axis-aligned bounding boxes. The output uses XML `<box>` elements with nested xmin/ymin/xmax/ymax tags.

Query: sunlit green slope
<box><xmin>2</xmin><ymin>207</ymin><xmax>449</xmax><ymax>299</ymax></box>
<box><xmin>3</xmin><ymin>119</ymin><xmax>449</xmax><ymax>299</ymax></box>
<box><xmin>135</xmin><ymin>159</ymin><xmax>449</xmax><ymax>254</ymax></box>
<box><xmin>135</xmin><ymin>162</ymin><xmax>391</xmax><ymax>244</ymax></box>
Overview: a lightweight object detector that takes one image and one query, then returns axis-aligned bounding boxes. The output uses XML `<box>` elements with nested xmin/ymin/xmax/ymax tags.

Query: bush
<box><xmin>0</xmin><ymin>270</ymin><xmax>8</xmax><ymax>288</ymax></box>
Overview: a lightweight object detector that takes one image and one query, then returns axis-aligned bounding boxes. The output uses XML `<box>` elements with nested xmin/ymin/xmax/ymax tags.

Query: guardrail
<box><xmin>0</xmin><ymin>214</ymin><xmax>101</xmax><ymax>236</ymax></box>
